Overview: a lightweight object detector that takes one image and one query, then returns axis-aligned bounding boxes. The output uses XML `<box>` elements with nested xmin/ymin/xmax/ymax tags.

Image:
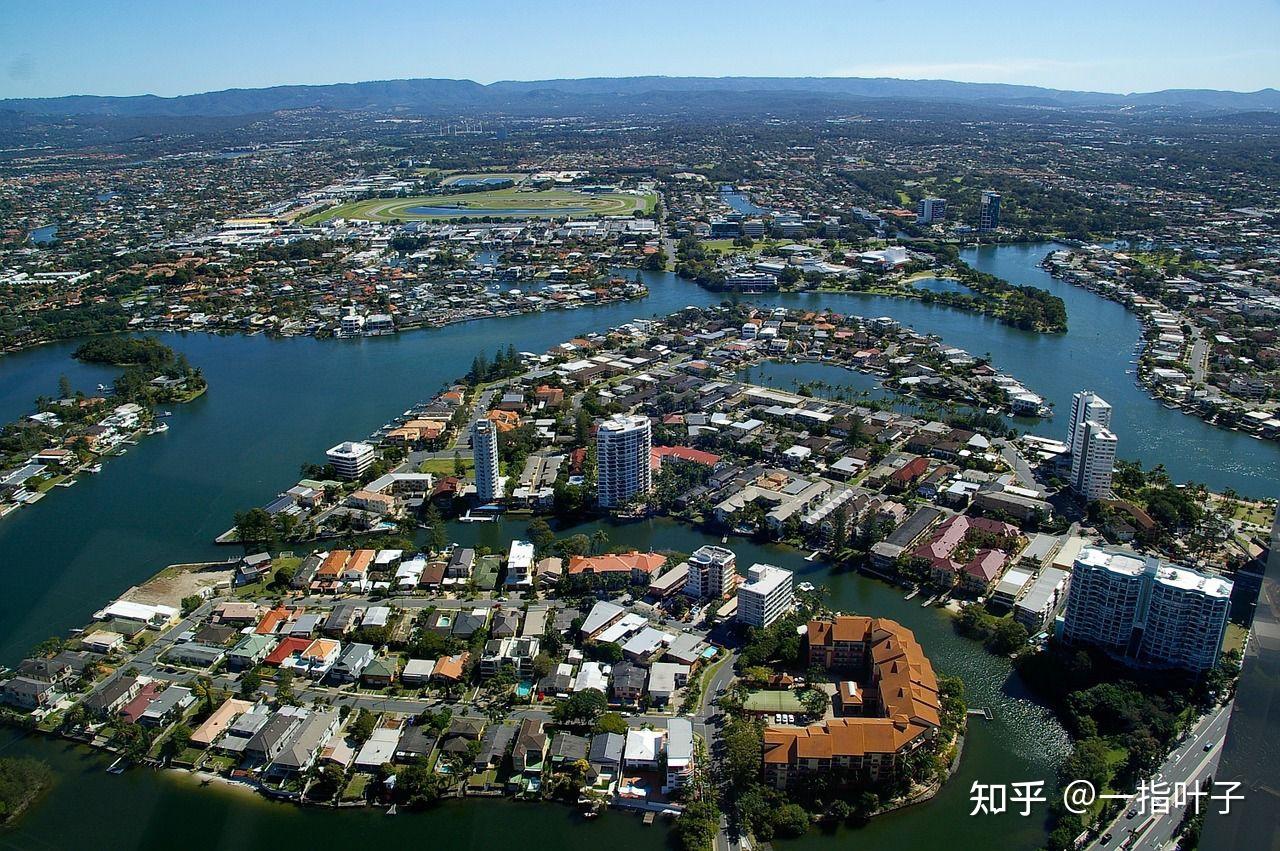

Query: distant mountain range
<box><xmin>4</xmin><ymin>76</ymin><xmax>1279</xmax><ymax>118</ymax></box>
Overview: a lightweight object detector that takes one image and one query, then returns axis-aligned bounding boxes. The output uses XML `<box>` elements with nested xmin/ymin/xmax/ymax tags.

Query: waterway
<box><xmin>2</xmin><ymin>242</ymin><xmax>1277</xmax><ymax>848</ymax></box>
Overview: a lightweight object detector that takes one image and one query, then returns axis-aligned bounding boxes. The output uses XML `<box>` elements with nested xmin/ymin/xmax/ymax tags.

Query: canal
<box><xmin>1</xmin><ymin>242</ymin><xmax>1276</xmax><ymax>848</ymax></box>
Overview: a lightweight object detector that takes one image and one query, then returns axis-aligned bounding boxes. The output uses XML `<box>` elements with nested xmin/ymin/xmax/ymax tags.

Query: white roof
<box><xmin>624</xmin><ymin>728</ymin><xmax>664</xmax><ymax>763</ymax></box>
<box><xmin>573</xmin><ymin>661</ymin><xmax>610</xmax><ymax>693</ymax></box>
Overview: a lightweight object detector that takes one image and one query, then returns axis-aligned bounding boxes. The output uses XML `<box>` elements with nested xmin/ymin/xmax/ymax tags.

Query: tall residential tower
<box><xmin>471</xmin><ymin>419</ymin><xmax>501</xmax><ymax>503</ymax></box>
<box><xmin>596</xmin><ymin>414</ymin><xmax>652</xmax><ymax>508</ymax></box>
<box><xmin>1067</xmin><ymin>391</ymin><xmax>1117</xmax><ymax>501</ymax></box>
<box><xmin>1061</xmin><ymin>546</ymin><xmax>1232</xmax><ymax>675</ymax></box>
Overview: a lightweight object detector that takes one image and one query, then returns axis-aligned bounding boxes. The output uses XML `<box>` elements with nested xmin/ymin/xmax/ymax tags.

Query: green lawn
<box><xmin>341</xmin><ymin>774</ymin><xmax>371</xmax><ymax>802</ymax></box>
<box><xmin>301</xmin><ymin>189</ymin><xmax>654</xmax><ymax>224</ymax></box>
<box><xmin>742</xmin><ymin>690</ymin><xmax>806</xmax><ymax>714</ymax></box>
<box><xmin>418</xmin><ymin>456</ymin><xmax>473</xmax><ymax>476</ymax></box>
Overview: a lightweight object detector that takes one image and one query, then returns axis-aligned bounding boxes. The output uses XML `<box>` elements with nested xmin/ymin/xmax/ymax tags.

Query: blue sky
<box><xmin>4</xmin><ymin>0</ymin><xmax>1278</xmax><ymax>99</ymax></box>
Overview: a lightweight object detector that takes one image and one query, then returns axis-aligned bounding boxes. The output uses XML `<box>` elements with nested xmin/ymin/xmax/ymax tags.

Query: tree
<box><xmin>58</xmin><ymin>374</ymin><xmax>72</xmax><ymax>399</ymax></box>
<box><xmin>233</xmin><ymin>508</ymin><xmax>276</xmax><ymax>548</ymax></box>
<box><xmin>275</xmin><ymin>669</ymin><xmax>296</xmax><ymax>704</ymax></box>
<box><xmin>423</xmin><ymin>503</ymin><xmax>447</xmax><ymax>553</ymax></box>
<box><xmin>772</xmin><ymin>803</ymin><xmax>811</xmax><ymax>838</ymax></box>
<box><xmin>180</xmin><ymin>595</ymin><xmax>204</xmax><ymax>616</ymax></box>
<box><xmin>162</xmin><ymin>724</ymin><xmax>193</xmax><ymax>760</ymax></box>
<box><xmin>532</xmin><ymin>653</ymin><xmax>555</xmax><ymax>680</ymax></box>
<box><xmin>672</xmin><ymin>800</ymin><xmax>721</xmax><ymax>851</ymax></box>
<box><xmin>527</xmin><ymin>518</ymin><xmax>555</xmax><ymax>554</ymax></box>
<box><xmin>592</xmin><ymin>712</ymin><xmax>629</xmax><ymax>735</ymax></box>
<box><xmin>988</xmin><ymin>619</ymin><xmax>1029</xmax><ymax>655</ymax></box>
<box><xmin>555</xmin><ymin>688</ymin><xmax>607</xmax><ymax>725</ymax></box>
<box><xmin>397</xmin><ymin>760</ymin><xmax>447</xmax><ymax>809</ymax></box>
<box><xmin>239</xmin><ymin>668</ymin><xmax>262</xmax><ymax>698</ymax></box>
<box><xmin>348</xmin><ymin>708</ymin><xmax>377</xmax><ymax>744</ymax></box>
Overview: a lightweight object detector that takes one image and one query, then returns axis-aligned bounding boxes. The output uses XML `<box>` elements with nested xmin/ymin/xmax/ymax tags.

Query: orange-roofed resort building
<box><xmin>762</xmin><ymin>616</ymin><xmax>941</xmax><ymax>788</ymax></box>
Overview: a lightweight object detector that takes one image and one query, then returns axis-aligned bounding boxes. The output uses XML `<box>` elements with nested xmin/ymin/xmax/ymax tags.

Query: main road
<box><xmin>1085</xmin><ymin>700</ymin><xmax>1233</xmax><ymax>851</ymax></box>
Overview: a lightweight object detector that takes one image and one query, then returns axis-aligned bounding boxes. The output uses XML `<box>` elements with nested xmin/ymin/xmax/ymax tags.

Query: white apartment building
<box><xmin>326</xmin><ymin>441</ymin><xmax>375</xmax><ymax>480</ymax></box>
<box><xmin>1061</xmin><ymin>547</ymin><xmax>1232</xmax><ymax>674</ymax></box>
<box><xmin>596</xmin><ymin>414</ymin><xmax>652</xmax><ymax>508</ymax></box>
<box><xmin>1073</xmin><ymin>420</ymin><xmax>1118</xmax><ymax>500</ymax></box>
<box><xmin>471</xmin><ymin>419</ymin><xmax>501</xmax><ymax>503</ymax></box>
<box><xmin>1067</xmin><ymin>390</ymin><xmax>1113</xmax><ymax>461</ymax></box>
<box><xmin>684</xmin><ymin>545</ymin><xmax>737</xmax><ymax>600</ymax></box>
<box><xmin>737</xmin><ymin>563</ymin><xmax>794</xmax><ymax>629</ymax></box>
<box><xmin>916</xmin><ymin>197</ymin><xmax>947</xmax><ymax>225</ymax></box>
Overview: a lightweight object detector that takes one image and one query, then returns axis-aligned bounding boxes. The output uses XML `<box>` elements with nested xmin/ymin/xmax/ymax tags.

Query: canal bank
<box><xmin>0</xmin><ymin>730</ymin><xmax>667</xmax><ymax>851</ymax></box>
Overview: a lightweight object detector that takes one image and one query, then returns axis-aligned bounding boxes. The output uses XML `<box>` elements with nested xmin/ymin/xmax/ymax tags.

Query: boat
<box><xmin>797</xmin><ymin>582</ymin><xmax>816</xmax><ymax>592</ymax></box>
<box><xmin>157</xmin><ymin>410</ymin><xmax>173</xmax><ymax>417</ymax></box>
<box><xmin>150</xmin><ymin>422</ymin><xmax>169</xmax><ymax>433</ymax></box>
<box><xmin>107</xmin><ymin>758</ymin><xmax>127</xmax><ymax>775</ymax></box>
<box><xmin>904</xmin><ymin>587</ymin><xmax>920</xmax><ymax>601</ymax></box>
<box><xmin>87</xmin><ymin>464</ymin><xmax>103</xmax><ymax>473</ymax></box>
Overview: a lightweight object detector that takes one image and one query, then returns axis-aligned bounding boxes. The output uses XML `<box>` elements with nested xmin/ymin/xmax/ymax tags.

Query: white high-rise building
<box><xmin>737</xmin><ymin>564</ymin><xmax>794</xmax><ymax>629</ymax></box>
<box><xmin>1067</xmin><ymin>391</ymin><xmax>1112</xmax><ymax>461</ymax></box>
<box><xmin>471</xmin><ymin>419</ymin><xmax>501</xmax><ymax>503</ymax></box>
<box><xmin>1061</xmin><ymin>547</ymin><xmax>1232</xmax><ymax>674</ymax></box>
<box><xmin>326</xmin><ymin>441</ymin><xmax>375</xmax><ymax>480</ymax></box>
<box><xmin>596</xmin><ymin>414</ymin><xmax>652</xmax><ymax>508</ymax></box>
<box><xmin>1074</xmin><ymin>420</ymin><xmax>1118</xmax><ymax>501</ymax></box>
<box><xmin>684</xmin><ymin>545</ymin><xmax>737</xmax><ymax>600</ymax></box>
<box><xmin>1067</xmin><ymin>391</ymin><xmax>1116</xmax><ymax>501</ymax></box>
<box><xmin>916</xmin><ymin>197</ymin><xmax>947</xmax><ymax>225</ymax></box>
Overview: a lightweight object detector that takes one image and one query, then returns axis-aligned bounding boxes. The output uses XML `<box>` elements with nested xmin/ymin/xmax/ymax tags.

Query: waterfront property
<box><xmin>763</xmin><ymin>616</ymin><xmax>941</xmax><ymax>787</ymax></box>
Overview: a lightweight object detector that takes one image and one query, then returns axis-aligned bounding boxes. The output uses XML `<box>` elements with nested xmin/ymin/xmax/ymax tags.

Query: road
<box><xmin>1086</xmin><ymin>700</ymin><xmax>1233</xmax><ymax>851</ymax></box>
<box><xmin>996</xmin><ymin>438</ymin><xmax>1038</xmax><ymax>488</ymax></box>
<box><xmin>1188</xmin><ymin>330</ymin><xmax>1209</xmax><ymax>385</ymax></box>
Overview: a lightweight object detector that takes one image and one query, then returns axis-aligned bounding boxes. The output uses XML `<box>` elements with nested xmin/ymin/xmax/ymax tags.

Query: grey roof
<box><xmin>549</xmin><ymin>732</ymin><xmax>590</xmax><ymax>762</ymax></box>
<box><xmin>885</xmin><ymin>506</ymin><xmax>944</xmax><ymax>547</ymax></box>
<box><xmin>396</xmin><ymin>725</ymin><xmax>437</xmax><ymax>758</ymax></box>
<box><xmin>83</xmin><ymin>675</ymin><xmax>138</xmax><ymax>713</ymax></box>
<box><xmin>272</xmin><ymin>711</ymin><xmax>336</xmax><ymax>771</ymax></box>
<box><xmin>475</xmin><ymin>723</ymin><xmax>518</xmax><ymax>768</ymax></box>
<box><xmin>581</xmin><ymin>601</ymin><xmax>625</xmax><ymax>636</ymax></box>
<box><xmin>667</xmin><ymin>717</ymin><xmax>694</xmax><ymax>761</ymax></box>
<box><xmin>589</xmin><ymin>732</ymin><xmax>624</xmax><ymax>767</ymax></box>
<box><xmin>1016</xmin><ymin>567</ymin><xmax>1069</xmax><ymax>614</ymax></box>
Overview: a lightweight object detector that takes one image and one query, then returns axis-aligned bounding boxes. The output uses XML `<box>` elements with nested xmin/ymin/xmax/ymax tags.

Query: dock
<box><xmin>967</xmin><ymin>708</ymin><xmax>994</xmax><ymax>721</ymax></box>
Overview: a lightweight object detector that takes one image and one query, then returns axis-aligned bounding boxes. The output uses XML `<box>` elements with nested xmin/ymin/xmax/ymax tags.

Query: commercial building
<box><xmin>326</xmin><ymin>441</ymin><xmax>375</xmax><ymax>480</ymax></box>
<box><xmin>596</xmin><ymin>414</ymin><xmax>652</xmax><ymax>508</ymax></box>
<box><xmin>737</xmin><ymin>563</ymin><xmax>794</xmax><ymax>628</ymax></box>
<box><xmin>471</xmin><ymin>419</ymin><xmax>501</xmax><ymax>503</ymax></box>
<box><xmin>684</xmin><ymin>545</ymin><xmax>737</xmax><ymax>600</ymax></box>
<box><xmin>978</xmin><ymin>190</ymin><xmax>1001</xmax><ymax>231</ymax></box>
<box><xmin>916</xmin><ymin>197</ymin><xmax>947</xmax><ymax>225</ymax></box>
<box><xmin>1060</xmin><ymin>546</ymin><xmax>1233</xmax><ymax>674</ymax></box>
